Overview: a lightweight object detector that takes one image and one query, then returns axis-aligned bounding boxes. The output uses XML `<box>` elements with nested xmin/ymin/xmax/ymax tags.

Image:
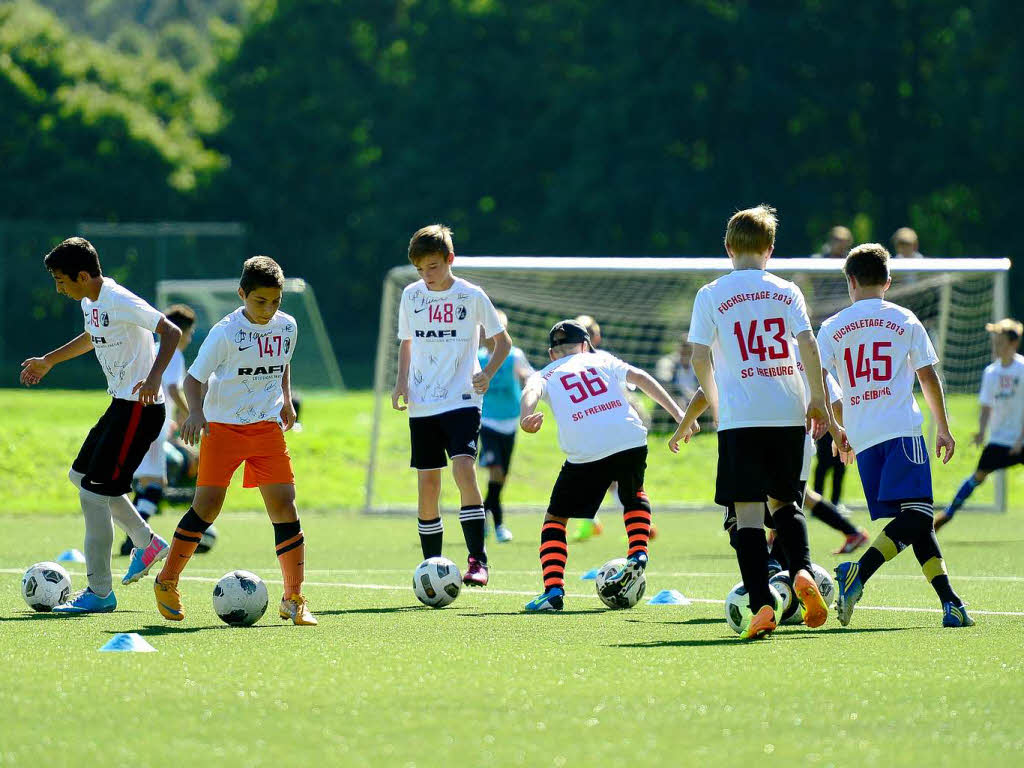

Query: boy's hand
<box><xmin>520</xmin><ymin>412</ymin><xmax>544</xmax><ymax>433</ymax></box>
<box><xmin>180</xmin><ymin>411</ymin><xmax>208</xmax><ymax>446</ymax></box>
<box><xmin>830</xmin><ymin>426</ymin><xmax>855</xmax><ymax>465</ymax></box>
<box><xmin>805</xmin><ymin>396</ymin><xmax>829</xmax><ymax>440</ymax></box>
<box><xmin>971</xmin><ymin>431</ymin><xmax>985</xmax><ymax>447</ymax></box>
<box><xmin>20</xmin><ymin>356</ymin><xmax>52</xmax><ymax>386</ymax></box>
<box><xmin>668</xmin><ymin>420</ymin><xmax>700</xmax><ymax>453</ymax></box>
<box><xmin>935</xmin><ymin>429</ymin><xmax>956</xmax><ymax>464</ymax></box>
<box><xmin>391</xmin><ymin>384</ymin><xmax>408</xmax><ymax>411</ymax></box>
<box><xmin>132</xmin><ymin>373</ymin><xmax>162</xmax><ymax>405</ymax></box>
<box><xmin>472</xmin><ymin>370</ymin><xmax>491</xmax><ymax>395</ymax></box>
<box><xmin>280</xmin><ymin>400</ymin><xmax>296</xmax><ymax>432</ymax></box>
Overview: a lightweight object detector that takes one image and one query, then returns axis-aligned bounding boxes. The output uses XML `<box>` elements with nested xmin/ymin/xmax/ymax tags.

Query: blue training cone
<box><xmin>56</xmin><ymin>548</ymin><xmax>86</xmax><ymax>563</ymax></box>
<box><xmin>581</xmin><ymin>568</ymin><xmax>599</xmax><ymax>580</ymax></box>
<box><xmin>647</xmin><ymin>589</ymin><xmax>691</xmax><ymax>606</ymax></box>
<box><xmin>99</xmin><ymin>633</ymin><xmax>157</xmax><ymax>653</ymax></box>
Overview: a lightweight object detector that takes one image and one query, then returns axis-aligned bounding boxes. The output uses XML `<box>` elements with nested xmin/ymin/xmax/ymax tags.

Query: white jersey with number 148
<box><xmin>528</xmin><ymin>350</ymin><xmax>647</xmax><ymax>464</ymax></box>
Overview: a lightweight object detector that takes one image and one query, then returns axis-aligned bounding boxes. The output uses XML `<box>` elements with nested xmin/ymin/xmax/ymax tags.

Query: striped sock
<box><xmin>459</xmin><ymin>505</ymin><xmax>487</xmax><ymax>563</ymax></box>
<box><xmin>158</xmin><ymin>507</ymin><xmax>211</xmax><ymax>584</ymax></box>
<box><xmin>857</xmin><ymin>502</ymin><xmax>928</xmax><ymax>584</ymax></box>
<box><xmin>624</xmin><ymin>492</ymin><xmax>652</xmax><ymax>558</ymax></box>
<box><xmin>540</xmin><ymin>520</ymin><xmax>568</xmax><ymax>590</ymax></box>
<box><xmin>418</xmin><ymin>517</ymin><xmax>443</xmax><ymax>559</ymax></box>
<box><xmin>274</xmin><ymin>520</ymin><xmax>305</xmax><ymax>597</ymax></box>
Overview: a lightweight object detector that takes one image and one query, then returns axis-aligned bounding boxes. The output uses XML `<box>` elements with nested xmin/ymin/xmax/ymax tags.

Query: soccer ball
<box><xmin>212</xmin><ymin>570</ymin><xmax>268</xmax><ymax>626</ymax></box>
<box><xmin>595</xmin><ymin>558</ymin><xmax>647</xmax><ymax>609</ymax></box>
<box><xmin>196</xmin><ymin>525</ymin><xmax>218</xmax><ymax>554</ymax></box>
<box><xmin>810</xmin><ymin>562</ymin><xmax>836</xmax><ymax>607</ymax></box>
<box><xmin>769</xmin><ymin>570</ymin><xmax>800</xmax><ymax>624</ymax></box>
<box><xmin>412</xmin><ymin>557</ymin><xmax>462</xmax><ymax>608</ymax></box>
<box><xmin>724</xmin><ymin>581</ymin><xmax>785</xmax><ymax>634</ymax></box>
<box><xmin>21</xmin><ymin>562</ymin><xmax>71</xmax><ymax>612</ymax></box>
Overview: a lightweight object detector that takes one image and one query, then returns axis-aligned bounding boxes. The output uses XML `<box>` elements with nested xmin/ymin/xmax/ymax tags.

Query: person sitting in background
<box><xmin>812</xmin><ymin>226</ymin><xmax>853</xmax><ymax>259</ymax></box>
<box><xmin>655</xmin><ymin>336</ymin><xmax>716</xmax><ymax>432</ymax></box>
<box><xmin>892</xmin><ymin>227</ymin><xmax>923</xmax><ymax>259</ymax></box>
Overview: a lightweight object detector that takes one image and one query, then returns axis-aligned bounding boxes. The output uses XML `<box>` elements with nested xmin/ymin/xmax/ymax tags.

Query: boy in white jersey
<box><xmin>519</xmin><ymin>320</ymin><xmax>685</xmax><ymax>611</ymax></box>
<box><xmin>820</xmin><ymin>244</ymin><xmax>972</xmax><ymax>627</ymax></box>
<box><xmin>120</xmin><ymin>304</ymin><xmax>198</xmax><ymax>556</ymax></box>
<box><xmin>393</xmin><ymin>225</ymin><xmax>511</xmax><ymax>586</ymax></box>
<box><xmin>20</xmin><ymin>237</ymin><xmax>180</xmax><ymax>613</ymax></box>
<box><xmin>935</xmin><ymin>318</ymin><xmax>1024</xmax><ymax>531</ymax></box>
<box><xmin>154</xmin><ymin>256</ymin><xmax>317</xmax><ymax>626</ymax></box>
<box><xmin>684</xmin><ymin>205</ymin><xmax>835</xmax><ymax>640</ymax></box>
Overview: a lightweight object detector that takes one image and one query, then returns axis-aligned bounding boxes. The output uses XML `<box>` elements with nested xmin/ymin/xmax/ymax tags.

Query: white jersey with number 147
<box><xmin>528</xmin><ymin>350</ymin><xmax>647</xmax><ymax>464</ymax></box>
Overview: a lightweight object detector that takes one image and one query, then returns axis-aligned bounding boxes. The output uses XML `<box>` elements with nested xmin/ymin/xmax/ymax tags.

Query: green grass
<box><xmin>1</xmin><ymin>508</ymin><xmax>1022</xmax><ymax>767</ymax></box>
<box><xmin>2</xmin><ymin>389</ymin><xmax>1022</xmax><ymax>514</ymax></box>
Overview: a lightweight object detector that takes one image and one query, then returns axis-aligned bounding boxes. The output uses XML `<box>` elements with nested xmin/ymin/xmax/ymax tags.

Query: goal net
<box><xmin>157</xmin><ymin>278</ymin><xmax>344</xmax><ymax>391</ymax></box>
<box><xmin>367</xmin><ymin>257</ymin><xmax>1010</xmax><ymax>514</ymax></box>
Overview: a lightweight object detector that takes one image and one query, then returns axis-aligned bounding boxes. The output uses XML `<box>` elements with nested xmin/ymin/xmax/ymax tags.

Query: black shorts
<box><xmin>73</xmin><ymin>399</ymin><xmax>167</xmax><ymax>497</ymax></box>
<box><xmin>722</xmin><ymin>481</ymin><xmax>807</xmax><ymax>531</ymax></box>
<box><xmin>548</xmin><ymin>446</ymin><xmax>648</xmax><ymax>519</ymax></box>
<box><xmin>479</xmin><ymin>427</ymin><xmax>516</xmax><ymax>472</ymax></box>
<box><xmin>716</xmin><ymin>426</ymin><xmax>806</xmax><ymax>507</ymax></box>
<box><xmin>977</xmin><ymin>444</ymin><xmax>1024</xmax><ymax>472</ymax></box>
<box><xmin>409</xmin><ymin>407</ymin><xmax>481</xmax><ymax>470</ymax></box>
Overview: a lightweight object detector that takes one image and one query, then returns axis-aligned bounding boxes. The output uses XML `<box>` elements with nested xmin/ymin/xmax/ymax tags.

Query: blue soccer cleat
<box><xmin>599</xmin><ymin>551</ymin><xmax>648</xmax><ymax>599</ymax></box>
<box><xmin>495</xmin><ymin>525</ymin><xmax>514</xmax><ymax>543</ymax></box>
<box><xmin>122</xmin><ymin>534</ymin><xmax>170</xmax><ymax>585</ymax></box>
<box><xmin>525</xmin><ymin>587</ymin><xmax>565</xmax><ymax>611</ymax></box>
<box><xmin>52</xmin><ymin>587</ymin><xmax>117</xmax><ymax>614</ymax></box>
<box><xmin>834</xmin><ymin>561</ymin><xmax>864</xmax><ymax>627</ymax></box>
<box><xmin>942</xmin><ymin>602</ymin><xmax>975</xmax><ymax>627</ymax></box>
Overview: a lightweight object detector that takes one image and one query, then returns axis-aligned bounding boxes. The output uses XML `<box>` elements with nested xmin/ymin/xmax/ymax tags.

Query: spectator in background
<box><xmin>892</xmin><ymin>227</ymin><xmax>923</xmax><ymax>259</ymax></box>
<box><xmin>813</xmin><ymin>226</ymin><xmax>853</xmax><ymax>259</ymax></box>
<box><xmin>656</xmin><ymin>336</ymin><xmax>699</xmax><ymax>404</ymax></box>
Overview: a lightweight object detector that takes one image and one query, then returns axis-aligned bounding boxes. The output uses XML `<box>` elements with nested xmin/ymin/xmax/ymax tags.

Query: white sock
<box><xmin>79</xmin><ymin>488</ymin><xmax>114</xmax><ymax>596</ymax></box>
<box><xmin>108</xmin><ymin>495</ymin><xmax>155</xmax><ymax>549</ymax></box>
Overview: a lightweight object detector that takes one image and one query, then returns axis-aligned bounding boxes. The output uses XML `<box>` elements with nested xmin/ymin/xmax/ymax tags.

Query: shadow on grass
<box><xmin>106</xmin><ymin>623</ymin><xmax>289</xmax><ymax>637</ymax></box>
<box><xmin>461</xmin><ymin>609</ymin><xmax>607</xmax><ymax>618</ymax></box>
<box><xmin>0</xmin><ymin>612</ymin><xmax>89</xmax><ymax>622</ymax></box>
<box><xmin>942</xmin><ymin>539</ymin><xmax>1024</xmax><ymax>548</ymax></box>
<box><xmin>623</xmin><ymin>617</ymin><xmax>721</xmax><ymax>626</ymax></box>
<box><xmin>612</xmin><ymin>625</ymin><xmax>922</xmax><ymax>648</ymax></box>
<box><xmin>316</xmin><ymin>606</ymin><xmax>447</xmax><ymax>616</ymax></box>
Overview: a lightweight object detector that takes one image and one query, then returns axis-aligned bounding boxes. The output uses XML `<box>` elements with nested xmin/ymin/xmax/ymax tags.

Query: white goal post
<box><xmin>367</xmin><ymin>257</ymin><xmax>1010</xmax><ymax>514</ymax></box>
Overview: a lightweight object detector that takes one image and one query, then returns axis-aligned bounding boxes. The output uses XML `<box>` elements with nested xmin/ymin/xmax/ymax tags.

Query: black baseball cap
<box><xmin>549</xmin><ymin>319</ymin><xmax>590</xmax><ymax>347</ymax></box>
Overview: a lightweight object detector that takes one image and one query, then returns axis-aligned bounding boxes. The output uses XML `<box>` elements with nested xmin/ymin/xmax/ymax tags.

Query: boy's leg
<box><xmin>936</xmin><ymin>469</ymin><xmax>988</xmax><ymax>530</ymax></box>
<box><xmin>153</xmin><ymin>487</ymin><xmax>223</xmax><ymax>620</ymax></box>
<box><xmin>417</xmin><ymin>469</ymin><xmax>444</xmax><ymax>558</ymax></box>
<box><xmin>526</xmin><ymin>515</ymin><xmax>568</xmax><ymax>611</ymax></box>
<box><xmin>452</xmin><ymin>455</ymin><xmax>487</xmax><ymax>566</ymax></box>
<box><xmin>485</xmin><ymin>464</ymin><xmax>506</xmax><ymax>529</ymax></box>
<box><xmin>733</xmin><ymin>502</ymin><xmax>776</xmax><ymax>635</ymax></box>
<box><xmin>830</xmin><ymin>459</ymin><xmax>846</xmax><ymax>507</ymax></box>
<box><xmin>908</xmin><ymin>508</ymin><xmax>964</xmax><ymax>608</ymax></box>
<box><xmin>262</xmin><ymin>482</ymin><xmax>317</xmax><ymax>626</ymax></box>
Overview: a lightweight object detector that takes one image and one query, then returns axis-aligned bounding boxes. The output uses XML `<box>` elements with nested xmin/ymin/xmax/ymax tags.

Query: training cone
<box><xmin>56</xmin><ymin>548</ymin><xmax>86</xmax><ymax>563</ymax></box>
<box><xmin>647</xmin><ymin>589</ymin><xmax>691</xmax><ymax>606</ymax></box>
<box><xmin>581</xmin><ymin>568</ymin><xmax>599</xmax><ymax>580</ymax></box>
<box><xmin>99</xmin><ymin>633</ymin><xmax>157</xmax><ymax>653</ymax></box>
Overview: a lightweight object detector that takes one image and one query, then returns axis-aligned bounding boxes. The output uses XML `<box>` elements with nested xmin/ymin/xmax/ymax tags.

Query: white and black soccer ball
<box><xmin>810</xmin><ymin>562</ymin><xmax>835</xmax><ymax>607</ymax></box>
<box><xmin>724</xmin><ymin>581</ymin><xmax>785</xmax><ymax>634</ymax></box>
<box><xmin>595</xmin><ymin>558</ymin><xmax>647</xmax><ymax>610</ymax></box>
<box><xmin>21</xmin><ymin>562</ymin><xmax>71</xmax><ymax>612</ymax></box>
<box><xmin>196</xmin><ymin>525</ymin><xmax>218</xmax><ymax>554</ymax></box>
<box><xmin>212</xmin><ymin>570</ymin><xmax>268</xmax><ymax>626</ymax></box>
<box><xmin>769</xmin><ymin>570</ymin><xmax>801</xmax><ymax>624</ymax></box>
<box><xmin>413</xmin><ymin>557</ymin><xmax>462</xmax><ymax>608</ymax></box>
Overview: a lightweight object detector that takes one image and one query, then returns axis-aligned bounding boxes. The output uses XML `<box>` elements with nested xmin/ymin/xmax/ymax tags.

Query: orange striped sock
<box><xmin>274</xmin><ymin>521</ymin><xmax>305</xmax><ymax>597</ymax></box>
<box><xmin>624</xmin><ymin>503</ymin><xmax>652</xmax><ymax>558</ymax></box>
<box><xmin>540</xmin><ymin>520</ymin><xmax>568</xmax><ymax>590</ymax></box>
<box><xmin>158</xmin><ymin>507</ymin><xmax>210</xmax><ymax>583</ymax></box>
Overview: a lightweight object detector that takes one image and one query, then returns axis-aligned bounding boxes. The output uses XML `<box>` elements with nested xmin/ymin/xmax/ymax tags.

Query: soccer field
<box><xmin>1</xmin><ymin>390</ymin><xmax>1023</xmax><ymax>767</ymax></box>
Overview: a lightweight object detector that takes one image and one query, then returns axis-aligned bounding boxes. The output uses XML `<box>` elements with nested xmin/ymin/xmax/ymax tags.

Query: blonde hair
<box><xmin>725</xmin><ymin>205</ymin><xmax>777</xmax><ymax>256</ymax></box>
<box><xmin>892</xmin><ymin>227</ymin><xmax>918</xmax><ymax>247</ymax></box>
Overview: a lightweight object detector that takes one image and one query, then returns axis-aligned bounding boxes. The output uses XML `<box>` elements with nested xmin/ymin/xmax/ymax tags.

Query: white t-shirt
<box><xmin>795</xmin><ymin>347</ymin><xmax>843</xmax><ymax>480</ymax></box>
<box><xmin>688</xmin><ymin>269</ymin><xmax>812</xmax><ymax>430</ymax></box>
<box><xmin>188</xmin><ymin>308</ymin><xmax>297</xmax><ymax>425</ymax></box>
<box><xmin>163</xmin><ymin>348</ymin><xmax>186</xmax><ymax>391</ymax></box>
<box><xmin>817</xmin><ymin>298</ymin><xmax>938</xmax><ymax>453</ymax></box>
<box><xmin>979</xmin><ymin>354</ymin><xmax>1024</xmax><ymax>446</ymax></box>
<box><xmin>81</xmin><ymin>277</ymin><xmax>165</xmax><ymax>402</ymax></box>
<box><xmin>528</xmin><ymin>350</ymin><xmax>647</xmax><ymax>464</ymax></box>
<box><xmin>397</xmin><ymin>277</ymin><xmax>504</xmax><ymax>418</ymax></box>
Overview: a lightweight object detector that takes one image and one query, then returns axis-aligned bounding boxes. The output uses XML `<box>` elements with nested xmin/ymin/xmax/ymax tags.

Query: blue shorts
<box><xmin>856</xmin><ymin>435</ymin><xmax>933</xmax><ymax>520</ymax></box>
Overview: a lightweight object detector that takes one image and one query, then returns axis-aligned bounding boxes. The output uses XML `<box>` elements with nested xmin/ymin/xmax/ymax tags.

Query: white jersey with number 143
<box><xmin>528</xmin><ymin>350</ymin><xmax>647</xmax><ymax>464</ymax></box>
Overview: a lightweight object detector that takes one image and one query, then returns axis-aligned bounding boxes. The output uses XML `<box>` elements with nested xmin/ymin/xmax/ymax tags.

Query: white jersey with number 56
<box><xmin>528</xmin><ymin>350</ymin><xmax>647</xmax><ymax>464</ymax></box>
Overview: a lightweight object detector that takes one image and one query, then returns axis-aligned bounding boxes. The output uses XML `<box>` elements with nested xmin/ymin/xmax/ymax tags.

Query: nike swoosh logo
<box><xmin>413</xmin><ymin>307</ymin><xmax>427</xmax><ymax>314</ymax></box>
<box><xmin>158</xmin><ymin>601</ymin><xmax>182</xmax><ymax>616</ymax></box>
<box><xmin>238</xmin><ymin>345</ymin><xmax>255</xmax><ymax>351</ymax></box>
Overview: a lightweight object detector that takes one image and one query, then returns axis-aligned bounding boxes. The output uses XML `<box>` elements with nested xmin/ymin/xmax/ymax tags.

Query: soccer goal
<box><xmin>157</xmin><ymin>278</ymin><xmax>344</xmax><ymax>391</ymax></box>
<box><xmin>367</xmin><ymin>257</ymin><xmax>1010</xmax><ymax>514</ymax></box>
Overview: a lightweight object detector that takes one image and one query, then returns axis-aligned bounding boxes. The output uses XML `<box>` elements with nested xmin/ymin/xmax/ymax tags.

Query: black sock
<box><xmin>459</xmin><ymin>505</ymin><xmax>487</xmax><ymax>563</ymax></box>
<box><xmin>484</xmin><ymin>481</ymin><xmax>504</xmax><ymax>527</ymax></box>
<box><xmin>911</xmin><ymin>514</ymin><xmax>961</xmax><ymax>605</ymax></box>
<box><xmin>810</xmin><ymin>499</ymin><xmax>858</xmax><ymax>536</ymax></box>
<box><xmin>135</xmin><ymin>483</ymin><xmax>163</xmax><ymax>520</ymax></box>
<box><xmin>770</xmin><ymin>504</ymin><xmax>812</xmax><ymax>575</ymax></box>
<box><xmin>417</xmin><ymin>517</ymin><xmax>443</xmax><ymax>559</ymax></box>
<box><xmin>857</xmin><ymin>504</ymin><xmax>924</xmax><ymax>583</ymax></box>
<box><xmin>831</xmin><ymin>463</ymin><xmax>846</xmax><ymax>506</ymax></box>
<box><xmin>735</xmin><ymin>528</ymin><xmax>774</xmax><ymax>613</ymax></box>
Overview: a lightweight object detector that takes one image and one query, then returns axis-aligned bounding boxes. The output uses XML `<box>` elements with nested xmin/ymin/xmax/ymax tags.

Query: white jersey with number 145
<box><xmin>528</xmin><ymin>350</ymin><xmax>647</xmax><ymax>464</ymax></box>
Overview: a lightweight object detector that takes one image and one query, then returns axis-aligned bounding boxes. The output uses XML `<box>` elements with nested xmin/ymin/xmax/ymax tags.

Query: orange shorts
<box><xmin>197</xmin><ymin>421</ymin><xmax>295</xmax><ymax>488</ymax></box>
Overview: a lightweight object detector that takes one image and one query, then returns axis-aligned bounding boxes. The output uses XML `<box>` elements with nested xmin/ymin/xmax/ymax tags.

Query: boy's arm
<box><xmin>133</xmin><ymin>317</ymin><xmax>182</xmax><ymax>405</ymax></box>
<box><xmin>690</xmin><ymin>342</ymin><xmax>718</xmax><ymax>413</ymax></box>
<box><xmin>20</xmin><ymin>332</ymin><xmax>94</xmax><ymax>386</ymax></box>
<box><xmin>795</xmin><ymin>330</ymin><xmax>831</xmax><ymax>439</ymax></box>
<box><xmin>180</xmin><ymin>374</ymin><xmax>207</xmax><ymax>446</ymax></box>
<box><xmin>668</xmin><ymin>387</ymin><xmax>709</xmax><ymax>453</ymax></box>
<box><xmin>974</xmin><ymin>405</ymin><xmax>991</xmax><ymax>447</ymax></box>
<box><xmin>474</xmin><ymin>330</ymin><xmax>512</xmax><ymax>394</ymax></box>
<box><xmin>166</xmin><ymin>383</ymin><xmax>189</xmax><ymax>419</ymax></box>
<box><xmin>626</xmin><ymin>367</ymin><xmax>685</xmax><ymax>423</ymax></box>
<box><xmin>519</xmin><ymin>377</ymin><xmax>544</xmax><ymax>433</ymax></box>
<box><xmin>392</xmin><ymin>339</ymin><xmax>412</xmax><ymax>411</ymax></box>
<box><xmin>280</xmin><ymin>364</ymin><xmax>296</xmax><ymax>431</ymax></box>
<box><xmin>917</xmin><ymin>364</ymin><xmax>955</xmax><ymax>463</ymax></box>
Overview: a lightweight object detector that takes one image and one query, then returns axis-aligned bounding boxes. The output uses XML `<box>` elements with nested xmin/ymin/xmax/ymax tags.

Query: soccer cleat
<box><xmin>525</xmin><ymin>587</ymin><xmax>565</xmax><ymax>612</ymax></box>
<box><xmin>933</xmin><ymin>511</ymin><xmax>953</xmax><ymax>531</ymax></box>
<box><xmin>834</xmin><ymin>562</ymin><xmax>864</xmax><ymax>627</ymax></box>
<box><xmin>833</xmin><ymin>529</ymin><xmax>871</xmax><ymax>555</ymax></box>
<box><xmin>599</xmin><ymin>551</ymin><xmax>648</xmax><ymax>599</ymax></box>
<box><xmin>739</xmin><ymin>604</ymin><xmax>776</xmax><ymax>640</ymax></box>
<box><xmin>52</xmin><ymin>587</ymin><xmax>117</xmax><ymax>614</ymax></box>
<box><xmin>122</xmin><ymin>534</ymin><xmax>170</xmax><ymax>585</ymax></box>
<box><xmin>793</xmin><ymin>569</ymin><xmax>829</xmax><ymax>628</ymax></box>
<box><xmin>463</xmin><ymin>557</ymin><xmax>489</xmax><ymax>587</ymax></box>
<box><xmin>154</xmin><ymin>579</ymin><xmax>184</xmax><ymax>621</ymax></box>
<box><xmin>942</xmin><ymin>602</ymin><xmax>975</xmax><ymax>628</ymax></box>
<box><xmin>280</xmin><ymin>594</ymin><xmax>318</xmax><ymax>626</ymax></box>
<box><xmin>495</xmin><ymin>524</ymin><xmax>514</xmax><ymax>543</ymax></box>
